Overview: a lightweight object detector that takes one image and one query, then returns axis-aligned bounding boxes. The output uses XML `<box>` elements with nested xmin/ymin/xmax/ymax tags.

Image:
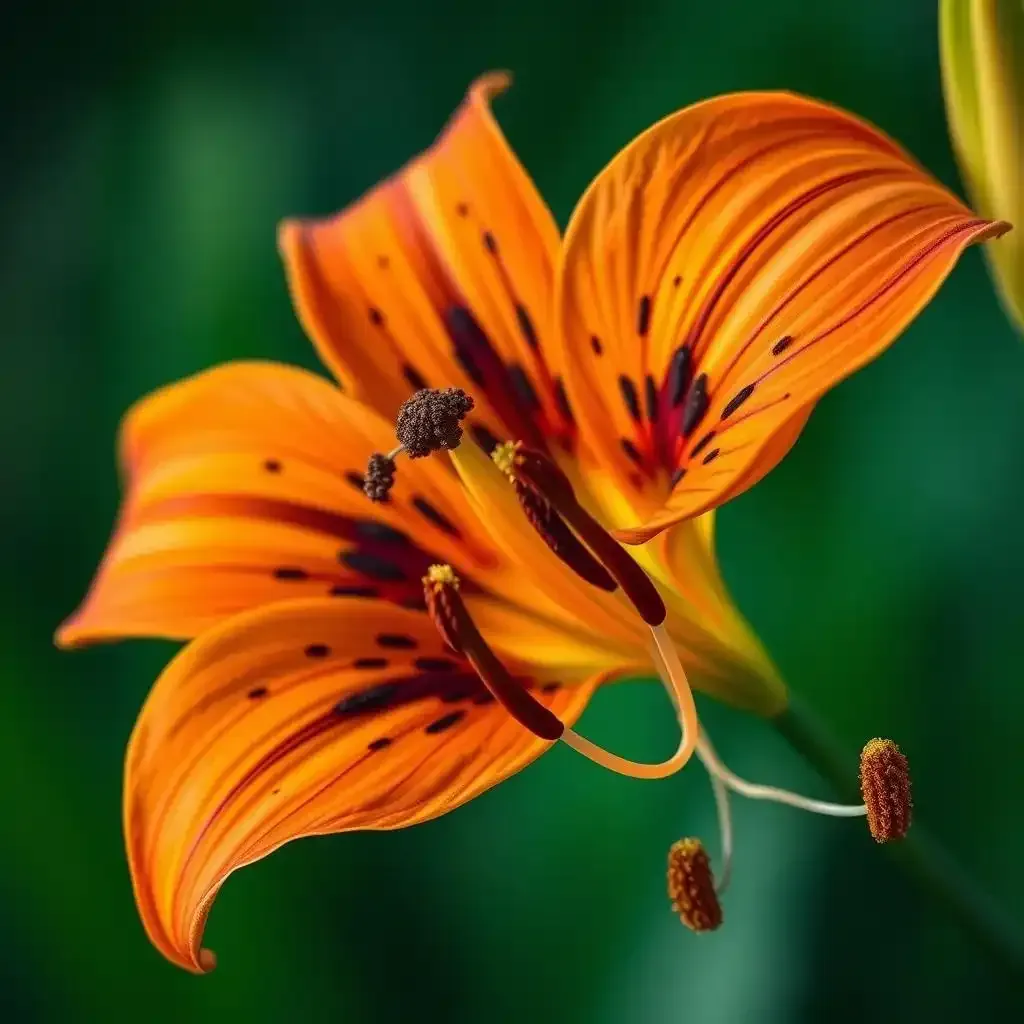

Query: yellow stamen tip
<box><xmin>859</xmin><ymin>738</ymin><xmax>912</xmax><ymax>843</ymax></box>
<box><xmin>667</xmin><ymin>837</ymin><xmax>722</xmax><ymax>933</ymax></box>
<box><xmin>491</xmin><ymin>440</ymin><xmax>521</xmax><ymax>479</ymax></box>
<box><xmin>424</xmin><ymin>563</ymin><xmax>459</xmax><ymax>589</ymax></box>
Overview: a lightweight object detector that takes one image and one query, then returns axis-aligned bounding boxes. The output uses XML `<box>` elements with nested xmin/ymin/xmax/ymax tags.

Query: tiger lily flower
<box><xmin>58</xmin><ymin>73</ymin><xmax>1001</xmax><ymax>972</ymax></box>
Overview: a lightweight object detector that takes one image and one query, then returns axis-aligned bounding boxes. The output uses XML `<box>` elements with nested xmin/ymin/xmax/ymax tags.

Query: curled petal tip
<box><xmin>471</xmin><ymin>70</ymin><xmax>513</xmax><ymax>101</ymax></box>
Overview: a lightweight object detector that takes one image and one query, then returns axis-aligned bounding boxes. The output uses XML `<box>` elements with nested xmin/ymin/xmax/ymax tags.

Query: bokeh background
<box><xmin>5</xmin><ymin>0</ymin><xmax>1024</xmax><ymax>1020</ymax></box>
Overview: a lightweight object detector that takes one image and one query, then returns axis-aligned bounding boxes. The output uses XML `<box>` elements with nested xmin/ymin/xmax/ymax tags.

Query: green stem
<box><xmin>773</xmin><ymin>694</ymin><xmax>1024</xmax><ymax>984</ymax></box>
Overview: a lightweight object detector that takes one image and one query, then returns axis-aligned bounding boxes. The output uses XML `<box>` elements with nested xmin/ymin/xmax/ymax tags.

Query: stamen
<box><xmin>860</xmin><ymin>738</ymin><xmax>912</xmax><ymax>843</ymax></box>
<box><xmin>697</xmin><ymin>731</ymin><xmax>867</xmax><ymax>818</ymax></box>
<box><xmin>363</xmin><ymin>453</ymin><xmax>397</xmax><ymax>503</ymax></box>
<box><xmin>667</xmin><ymin>838</ymin><xmax>723</xmax><ymax>932</ymax></box>
<box><xmin>703</xmin><ymin>745</ymin><xmax>734</xmax><ymax>894</ymax></box>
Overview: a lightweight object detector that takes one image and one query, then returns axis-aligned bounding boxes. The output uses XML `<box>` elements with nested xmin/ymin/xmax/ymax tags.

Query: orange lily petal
<box><xmin>554</xmin><ymin>91</ymin><xmax>1010</xmax><ymax>543</ymax></box>
<box><xmin>57</xmin><ymin>362</ymin><xmax>498</xmax><ymax>647</ymax></box>
<box><xmin>279</xmin><ymin>72</ymin><xmax>574</xmax><ymax>456</ymax></box>
<box><xmin>125</xmin><ymin>598</ymin><xmax>603</xmax><ymax>972</ymax></box>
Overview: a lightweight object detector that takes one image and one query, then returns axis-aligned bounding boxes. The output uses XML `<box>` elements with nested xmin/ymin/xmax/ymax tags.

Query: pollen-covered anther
<box><xmin>491</xmin><ymin>439</ymin><xmax>522</xmax><ymax>479</ymax></box>
<box><xmin>396</xmin><ymin>387</ymin><xmax>475</xmax><ymax>458</ymax></box>
<box><xmin>363</xmin><ymin>453</ymin><xmax>397</xmax><ymax>503</ymax></box>
<box><xmin>668</xmin><ymin>838</ymin><xmax>723</xmax><ymax>933</ymax></box>
<box><xmin>859</xmin><ymin>738</ymin><xmax>912</xmax><ymax>843</ymax></box>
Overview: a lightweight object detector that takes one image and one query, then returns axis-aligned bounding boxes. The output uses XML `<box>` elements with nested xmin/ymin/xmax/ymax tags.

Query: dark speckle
<box><xmin>672</xmin><ymin>275</ymin><xmax>682</xmax><ymax>287</ymax></box>
<box><xmin>369</xmin><ymin>307</ymin><xmax>385</xmax><ymax>327</ymax></box>
<box><xmin>368</xmin><ymin>737</ymin><xmax>392</xmax><ymax>752</ymax></box>
<box><xmin>509</xmin><ymin>364</ymin><xmax>540</xmax><ymax>409</ymax></box>
<box><xmin>472</xmin><ymin>424</ymin><xmax>499</xmax><ymax>454</ymax></box>
<box><xmin>335</xmin><ymin>682</ymin><xmax>400</xmax><ymax>715</ymax></box>
<box><xmin>345</xmin><ymin>470</ymin><xmax>366</xmax><ymax>492</ymax></box>
<box><xmin>377</xmin><ymin>255</ymin><xmax>390</xmax><ymax>269</ymax></box>
<box><xmin>329</xmin><ymin>584</ymin><xmax>379</xmax><ymax>598</ymax></box>
<box><xmin>353</xmin><ymin>657</ymin><xmax>388</xmax><ymax>669</ymax></box>
<box><xmin>355</xmin><ymin>521</ymin><xmax>409</xmax><ymax>544</ymax></box>
<box><xmin>681</xmin><ymin>373</ymin><xmax>710</xmax><ymax>437</ymax></box>
<box><xmin>274</xmin><ymin>567</ymin><xmax>309</xmax><ymax>581</ymax></box>
<box><xmin>414</xmin><ymin>657</ymin><xmax>459</xmax><ymax>672</ymax></box>
<box><xmin>456</xmin><ymin>202</ymin><xmax>469</xmax><ymax>217</ymax></box>
<box><xmin>248</xmin><ymin>686</ymin><xmax>269</xmax><ymax>699</ymax></box>
<box><xmin>340</xmin><ymin>550</ymin><xmax>407</xmax><ymax>582</ymax></box>
<box><xmin>620</xmin><ymin>438</ymin><xmax>643</xmax><ymax>465</ymax></box>
<box><xmin>482</xmin><ymin>230</ymin><xmax>497</xmax><ymax>253</ymax></box>
<box><xmin>618</xmin><ymin>375</ymin><xmax>641</xmax><ymax>423</ymax></box>
<box><xmin>413</xmin><ymin>496</ymin><xmax>460</xmax><ymax>536</ymax></box>
<box><xmin>516</xmin><ymin>305</ymin><xmax>539</xmax><ymax>350</ymax></box>
<box><xmin>669</xmin><ymin>346</ymin><xmax>693</xmax><ymax>406</ymax></box>
<box><xmin>305</xmin><ymin>643</ymin><xmax>331</xmax><ymax>659</ymax></box>
<box><xmin>554</xmin><ymin>377</ymin><xmax>574</xmax><ymax>424</ymax></box>
<box><xmin>670</xmin><ymin>467</ymin><xmax>686</xmax><ymax>487</ymax></box>
<box><xmin>637</xmin><ymin>295</ymin><xmax>652</xmax><ymax>336</ymax></box>
<box><xmin>541</xmin><ymin>682</ymin><xmax>560</xmax><ymax>693</ymax></box>
<box><xmin>590</xmin><ymin>335</ymin><xmax>603</xmax><ymax>356</ymax></box>
<box><xmin>772</xmin><ymin>335</ymin><xmax>793</xmax><ymax>356</ymax></box>
<box><xmin>702</xmin><ymin>448</ymin><xmax>721</xmax><ymax>465</ymax></box>
<box><xmin>690</xmin><ymin>431</ymin><xmax>716</xmax><ymax>459</ymax></box>
<box><xmin>721</xmin><ymin>383</ymin><xmax>756</xmax><ymax>419</ymax></box>
<box><xmin>645</xmin><ymin>374</ymin><xmax>659</xmax><ymax>422</ymax></box>
<box><xmin>377</xmin><ymin>633</ymin><xmax>417</xmax><ymax>650</ymax></box>
<box><xmin>403</xmin><ymin>364</ymin><xmax>428</xmax><ymax>390</ymax></box>
<box><xmin>425</xmin><ymin>710</ymin><xmax>466</xmax><ymax>734</ymax></box>
<box><xmin>263</xmin><ymin>459</ymin><xmax>282</xmax><ymax>473</ymax></box>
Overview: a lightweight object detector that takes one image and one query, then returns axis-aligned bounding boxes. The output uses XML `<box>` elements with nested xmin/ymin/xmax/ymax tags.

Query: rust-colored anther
<box><xmin>363</xmin><ymin>453</ymin><xmax>397</xmax><ymax>503</ymax></box>
<box><xmin>421</xmin><ymin>564</ymin><xmax>564</xmax><ymax>741</ymax></box>
<box><xmin>859</xmin><ymin>738</ymin><xmax>912</xmax><ymax>843</ymax></box>
<box><xmin>506</xmin><ymin>446</ymin><xmax>667</xmax><ymax>625</ymax></box>
<box><xmin>668</xmin><ymin>838</ymin><xmax>722</xmax><ymax>933</ymax></box>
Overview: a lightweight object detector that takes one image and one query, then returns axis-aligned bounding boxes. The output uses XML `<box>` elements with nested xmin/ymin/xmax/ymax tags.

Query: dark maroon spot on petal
<box><xmin>690</xmin><ymin>431</ymin><xmax>716</xmax><ymax>458</ymax></box>
<box><xmin>414</xmin><ymin>657</ymin><xmax>458</xmax><ymax>672</ymax></box>
<box><xmin>248</xmin><ymin>686</ymin><xmax>268</xmax><ymax>699</ymax></box>
<box><xmin>637</xmin><ymin>295</ymin><xmax>652</xmax><ymax>336</ymax></box>
<box><xmin>620</xmin><ymin>438</ymin><xmax>643</xmax><ymax>465</ymax></box>
<box><xmin>669</xmin><ymin>346</ymin><xmax>693</xmax><ymax>406</ymax></box>
<box><xmin>645</xmin><ymin>374</ymin><xmax>659</xmax><ymax>422</ymax></box>
<box><xmin>516</xmin><ymin>304</ymin><xmax>539</xmax><ymax>350</ymax></box>
<box><xmin>272</xmin><ymin>788</ymin><xmax>281</xmax><ymax>795</ymax></box>
<box><xmin>368</xmin><ymin>737</ymin><xmax>392</xmax><ymax>752</ymax></box>
<box><xmin>345</xmin><ymin>471</ymin><xmax>366</xmax><ymax>491</ymax></box>
<box><xmin>702</xmin><ymin>448</ymin><xmax>721</xmax><ymax>465</ymax></box>
<box><xmin>335</xmin><ymin>682</ymin><xmax>401</xmax><ymax>715</ymax></box>
<box><xmin>670</xmin><ymin>467</ymin><xmax>686</xmax><ymax>487</ymax></box>
<box><xmin>354</xmin><ymin>657</ymin><xmax>388</xmax><ymax>669</ymax></box>
<box><xmin>673</xmin><ymin>275</ymin><xmax>682</xmax><ymax>287</ymax></box>
<box><xmin>305</xmin><ymin>643</ymin><xmax>331</xmax><ymax>659</ymax></box>
<box><xmin>554</xmin><ymin>377</ymin><xmax>574</xmax><ymax>424</ymax></box>
<box><xmin>456</xmin><ymin>202</ymin><xmax>469</xmax><ymax>217</ymax></box>
<box><xmin>329</xmin><ymin>584</ymin><xmax>379</xmax><ymax>598</ymax></box>
<box><xmin>369</xmin><ymin>307</ymin><xmax>385</xmax><ymax>326</ymax></box>
<box><xmin>377</xmin><ymin>255</ymin><xmax>390</xmax><ymax>269</ymax></box>
<box><xmin>618</xmin><ymin>375</ymin><xmax>641</xmax><ymax>423</ymax></box>
<box><xmin>445</xmin><ymin>306</ymin><xmax>491</xmax><ymax>388</ymax></box>
<box><xmin>355</xmin><ymin>521</ymin><xmax>409</xmax><ymax>544</ymax></box>
<box><xmin>340</xmin><ymin>550</ymin><xmax>407</xmax><ymax>582</ymax></box>
<box><xmin>472</xmin><ymin>424</ymin><xmax>499</xmax><ymax>453</ymax></box>
<box><xmin>541</xmin><ymin>682</ymin><xmax>560</xmax><ymax>693</ymax></box>
<box><xmin>263</xmin><ymin>459</ymin><xmax>282</xmax><ymax>473</ymax></box>
<box><xmin>772</xmin><ymin>335</ymin><xmax>793</xmax><ymax>356</ymax></box>
<box><xmin>482</xmin><ymin>230</ymin><xmax>498</xmax><ymax>253</ymax></box>
<box><xmin>412</xmin><ymin>496</ymin><xmax>460</xmax><ymax>537</ymax></box>
<box><xmin>403</xmin><ymin>364</ymin><xmax>428</xmax><ymax>390</ymax></box>
<box><xmin>509</xmin><ymin>364</ymin><xmax>540</xmax><ymax>410</ymax></box>
<box><xmin>721</xmin><ymin>383</ymin><xmax>756</xmax><ymax>419</ymax></box>
<box><xmin>590</xmin><ymin>335</ymin><xmax>603</xmax><ymax>356</ymax></box>
<box><xmin>455</xmin><ymin>348</ymin><xmax>485</xmax><ymax>388</ymax></box>
<box><xmin>681</xmin><ymin>373</ymin><xmax>710</xmax><ymax>437</ymax></box>
<box><xmin>273</xmin><ymin>567</ymin><xmax>309</xmax><ymax>581</ymax></box>
<box><xmin>425</xmin><ymin>710</ymin><xmax>465</xmax><ymax>734</ymax></box>
<box><xmin>377</xmin><ymin>633</ymin><xmax>417</xmax><ymax>650</ymax></box>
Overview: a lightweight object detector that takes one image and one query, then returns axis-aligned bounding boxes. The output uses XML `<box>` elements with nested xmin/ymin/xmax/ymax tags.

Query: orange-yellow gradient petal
<box><xmin>56</xmin><ymin>362</ymin><xmax>498</xmax><ymax>647</ymax></box>
<box><xmin>125</xmin><ymin>599</ymin><xmax>601</xmax><ymax>972</ymax></box>
<box><xmin>554</xmin><ymin>91</ymin><xmax>1010</xmax><ymax>543</ymax></box>
<box><xmin>279</xmin><ymin>73</ymin><xmax>575</xmax><ymax>456</ymax></box>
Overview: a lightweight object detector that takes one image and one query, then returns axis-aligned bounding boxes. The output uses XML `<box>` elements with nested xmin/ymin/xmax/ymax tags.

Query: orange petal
<box><xmin>57</xmin><ymin>362</ymin><xmax>498</xmax><ymax>646</ymax></box>
<box><xmin>554</xmin><ymin>91</ymin><xmax>1010</xmax><ymax>543</ymax></box>
<box><xmin>125</xmin><ymin>598</ymin><xmax>603</xmax><ymax>972</ymax></box>
<box><xmin>279</xmin><ymin>73</ymin><xmax>574</xmax><ymax>457</ymax></box>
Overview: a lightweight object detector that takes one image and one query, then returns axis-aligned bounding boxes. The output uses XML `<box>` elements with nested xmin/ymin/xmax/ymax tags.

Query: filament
<box><xmin>697</xmin><ymin>731</ymin><xmax>866</xmax><ymax>818</ymax></box>
<box><xmin>703</xmin><ymin>751</ymin><xmax>734</xmax><ymax>893</ymax></box>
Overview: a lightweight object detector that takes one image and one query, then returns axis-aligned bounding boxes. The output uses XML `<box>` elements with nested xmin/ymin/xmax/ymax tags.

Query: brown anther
<box><xmin>668</xmin><ymin>838</ymin><xmax>722</xmax><ymax>933</ymax></box>
<box><xmin>421</xmin><ymin>564</ymin><xmax>564</xmax><ymax>741</ymax></box>
<box><xmin>364</xmin><ymin>453</ymin><xmax>396</xmax><ymax>503</ymax></box>
<box><xmin>859</xmin><ymin>738</ymin><xmax>912</xmax><ymax>843</ymax></box>
<box><xmin>510</xmin><ymin>446</ymin><xmax>666</xmax><ymax>625</ymax></box>
<box><xmin>396</xmin><ymin>387</ymin><xmax>474</xmax><ymax>458</ymax></box>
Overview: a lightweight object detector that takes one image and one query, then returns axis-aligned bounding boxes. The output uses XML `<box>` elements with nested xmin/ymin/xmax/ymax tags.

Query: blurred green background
<box><xmin>5</xmin><ymin>0</ymin><xmax>1024</xmax><ymax>1019</ymax></box>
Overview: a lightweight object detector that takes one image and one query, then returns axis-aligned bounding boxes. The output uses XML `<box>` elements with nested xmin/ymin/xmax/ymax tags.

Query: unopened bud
<box><xmin>859</xmin><ymin>738</ymin><xmax>912</xmax><ymax>843</ymax></box>
<box><xmin>668</xmin><ymin>837</ymin><xmax>722</xmax><ymax>933</ymax></box>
